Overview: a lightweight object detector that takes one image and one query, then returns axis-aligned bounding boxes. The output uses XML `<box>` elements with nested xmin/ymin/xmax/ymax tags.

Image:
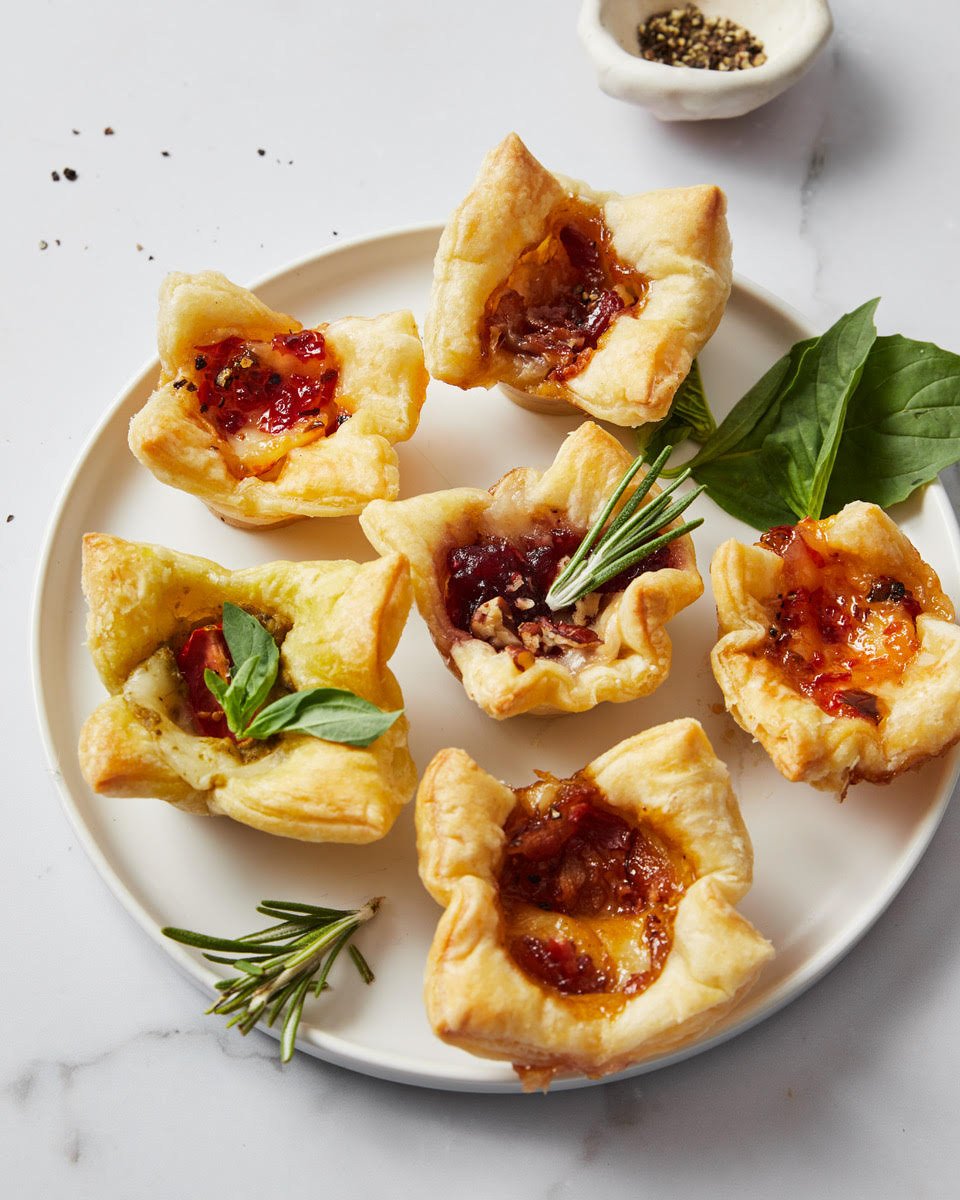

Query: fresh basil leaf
<box><xmin>244</xmin><ymin>688</ymin><xmax>402</xmax><ymax>747</ymax></box>
<box><xmin>687</xmin><ymin>302</ymin><xmax>879</xmax><ymax>528</ymax></box>
<box><xmin>761</xmin><ymin>299</ymin><xmax>878</xmax><ymax>520</ymax></box>
<box><xmin>670</xmin><ymin>359</ymin><xmax>715</xmax><ymax>441</ymax></box>
<box><xmin>203</xmin><ymin>667</ymin><xmax>242</xmax><ymax>733</ymax></box>
<box><xmin>227</xmin><ymin>654</ymin><xmax>265</xmax><ymax>730</ymax></box>
<box><xmin>637</xmin><ymin>417</ymin><xmax>693</xmax><ymax>468</ymax></box>
<box><xmin>221</xmin><ymin>602</ymin><xmax>279</xmax><ymax>709</ymax></box>
<box><xmin>694</xmin><ymin>452</ymin><xmax>799</xmax><ymax>530</ymax></box>
<box><xmin>685</xmin><ymin>337</ymin><xmax>816</xmax><ymax>475</ymax></box>
<box><xmin>637</xmin><ymin>360</ymin><xmax>714</xmax><ymax>470</ymax></box>
<box><xmin>203</xmin><ymin>669</ymin><xmax>229</xmax><ymax>709</ymax></box>
<box><xmin>824</xmin><ymin>334</ymin><xmax>960</xmax><ymax>512</ymax></box>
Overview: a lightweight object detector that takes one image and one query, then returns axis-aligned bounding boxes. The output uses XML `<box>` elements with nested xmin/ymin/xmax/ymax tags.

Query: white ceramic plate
<box><xmin>33</xmin><ymin>225</ymin><xmax>960</xmax><ymax>1092</ymax></box>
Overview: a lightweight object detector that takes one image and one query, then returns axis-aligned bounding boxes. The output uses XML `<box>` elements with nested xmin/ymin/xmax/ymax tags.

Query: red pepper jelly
<box><xmin>483</xmin><ymin>199</ymin><xmax>648</xmax><ymax>387</ymax></box>
<box><xmin>498</xmin><ymin>775</ymin><xmax>689</xmax><ymax>1002</ymax></box>
<box><xmin>176</xmin><ymin>624</ymin><xmax>232</xmax><ymax>738</ymax></box>
<box><xmin>190</xmin><ymin>330</ymin><xmax>345</xmax><ymax>474</ymax></box>
<box><xmin>444</xmin><ymin>525</ymin><xmax>674</xmax><ymax>660</ymax></box>
<box><xmin>758</xmin><ymin>519</ymin><xmax>923</xmax><ymax>723</ymax></box>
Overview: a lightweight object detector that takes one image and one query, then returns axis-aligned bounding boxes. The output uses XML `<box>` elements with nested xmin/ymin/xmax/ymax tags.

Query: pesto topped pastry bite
<box><xmin>129</xmin><ymin>271</ymin><xmax>428</xmax><ymax>528</ymax></box>
<box><xmin>711</xmin><ymin>502</ymin><xmax>960</xmax><ymax>795</ymax></box>
<box><xmin>361</xmin><ymin>422</ymin><xmax>703</xmax><ymax>719</ymax></box>
<box><xmin>78</xmin><ymin>534</ymin><xmax>416</xmax><ymax>843</ymax></box>
<box><xmin>417</xmin><ymin>720</ymin><xmax>773</xmax><ymax>1090</ymax></box>
<box><xmin>424</xmin><ymin>133</ymin><xmax>732</xmax><ymax>426</ymax></box>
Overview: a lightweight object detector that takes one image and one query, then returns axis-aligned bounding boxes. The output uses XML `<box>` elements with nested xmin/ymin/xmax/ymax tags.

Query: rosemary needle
<box><xmin>163</xmin><ymin>896</ymin><xmax>382</xmax><ymax>1062</ymax></box>
<box><xmin>546</xmin><ymin>445</ymin><xmax>704</xmax><ymax>611</ymax></box>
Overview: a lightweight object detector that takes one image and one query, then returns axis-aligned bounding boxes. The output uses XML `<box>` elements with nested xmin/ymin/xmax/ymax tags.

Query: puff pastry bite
<box><xmin>360</xmin><ymin>422</ymin><xmax>703</xmax><ymax>718</ymax></box>
<box><xmin>711</xmin><ymin>502</ymin><xmax>960</xmax><ymax>794</ymax></box>
<box><xmin>417</xmin><ymin>719</ymin><xmax>773</xmax><ymax>1089</ymax></box>
<box><xmin>128</xmin><ymin>271</ymin><xmax>428</xmax><ymax>528</ymax></box>
<box><xmin>424</xmin><ymin>133</ymin><xmax>732</xmax><ymax>426</ymax></box>
<box><xmin>78</xmin><ymin>534</ymin><xmax>416</xmax><ymax>842</ymax></box>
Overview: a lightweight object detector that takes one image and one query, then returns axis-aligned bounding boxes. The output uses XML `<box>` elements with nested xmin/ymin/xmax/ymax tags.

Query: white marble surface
<box><xmin>5</xmin><ymin>0</ymin><xmax>960</xmax><ymax>1193</ymax></box>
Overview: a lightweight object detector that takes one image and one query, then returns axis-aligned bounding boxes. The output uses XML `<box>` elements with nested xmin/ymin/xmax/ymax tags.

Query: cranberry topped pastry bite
<box><xmin>78</xmin><ymin>534</ymin><xmax>416</xmax><ymax>842</ymax></box>
<box><xmin>424</xmin><ymin>133</ymin><xmax>732</xmax><ymax>425</ymax></box>
<box><xmin>360</xmin><ymin>422</ymin><xmax>704</xmax><ymax>718</ymax></box>
<box><xmin>417</xmin><ymin>720</ymin><xmax>773</xmax><ymax>1089</ymax></box>
<box><xmin>711</xmin><ymin>502</ymin><xmax>960</xmax><ymax>794</ymax></box>
<box><xmin>129</xmin><ymin>271</ymin><xmax>427</xmax><ymax>528</ymax></box>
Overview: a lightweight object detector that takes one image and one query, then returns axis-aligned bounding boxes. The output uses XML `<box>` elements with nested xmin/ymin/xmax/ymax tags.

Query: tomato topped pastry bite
<box><xmin>423</xmin><ymin>133</ymin><xmax>732</xmax><ymax>426</ymax></box>
<box><xmin>360</xmin><ymin>422</ymin><xmax>704</xmax><ymax>719</ymax></box>
<box><xmin>711</xmin><ymin>502</ymin><xmax>960</xmax><ymax>795</ymax></box>
<box><xmin>78</xmin><ymin>534</ymin><xmax>416</xmax><ymax>842</ymax></box>
<box><xmin>129</xmin><ymin>271</ymin><xmax>428</xmax><ymax>528</ymax></box>
<box><xmin>416</xmin><ymin>720</ymin><xmax>773</xmax><ymax>1089</ymax></box>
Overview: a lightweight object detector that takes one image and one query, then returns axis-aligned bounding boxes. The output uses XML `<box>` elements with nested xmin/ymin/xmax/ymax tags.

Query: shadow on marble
<box><xmin>624</xmin><ymin>45</ymin><xmax>897</xmax><ymax>189</ymax></box>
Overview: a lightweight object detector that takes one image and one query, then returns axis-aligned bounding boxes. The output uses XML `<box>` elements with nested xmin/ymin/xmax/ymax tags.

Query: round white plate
<box><xmin>33</xmin><ymin>225</ymin><xmax>960</xmax><ymax>1092</ymax></box>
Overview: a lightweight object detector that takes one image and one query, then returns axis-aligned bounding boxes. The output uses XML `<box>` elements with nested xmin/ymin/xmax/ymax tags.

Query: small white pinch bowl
<box><xmin>578</xmin><ymin>0</ymin><xmax>833</xmax><ymax>121</ymax></box>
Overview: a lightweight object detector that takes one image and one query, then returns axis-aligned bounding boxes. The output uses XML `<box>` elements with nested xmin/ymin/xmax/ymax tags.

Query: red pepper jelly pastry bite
<box><xmin>128</xmin><ymin>271</ymin><xmax>428</xmax><ymax>528</ymax></box>
<box><xmin>77</xmin><ymin>534</ymin><xmax>416</xmax><ymax>842</ymax></box>
<box><xmin>360</xmin><ymin>422</ymin><xmax>703</xmax><ymax>719</ymax></box>
<box><xmin>423</xmin><ymin>133</ymin><xmax>732</xmax><ymax>426</ymax></box>
<box><xmin>416</xmin><ymin>720</ymin><xmax>772</xmax><ymax>1090</ymax></box>
<box><xmin>711</xmin><ymin>502</ymin><xmax>960</xmax><ymax>795</ymax></box>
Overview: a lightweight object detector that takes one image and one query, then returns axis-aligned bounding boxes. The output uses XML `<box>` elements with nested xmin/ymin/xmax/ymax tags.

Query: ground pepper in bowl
<box><xmin>637</xmin><ymin>5</ymin><xmax>767</xmax><ymax>70</ymax></box>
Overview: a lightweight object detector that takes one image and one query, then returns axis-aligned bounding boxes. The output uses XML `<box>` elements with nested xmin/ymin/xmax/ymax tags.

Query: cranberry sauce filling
<box><xmin>444</xmin><ymin>525</ymin><xmax>673</xmax><ymax>660</ymax></box>
<box><xmin>499</xmin><ymin>776</ymin><xmax>685</xmax><ymax>997</ymax></box>
<box><xmin>175</xmin><ymin>624</ymin><xmax>232</xmax><ymax>738</ymax></box>
<box><xmin>484</xmin><ymin>201</ymin><xmax>648</xmax><ymax>383</ymax></box>
<box><xmin>445</xmin><ymin>526</ymin><xmax>580</xmax><ymax>628</ymax></box>
<box><xmin>192</xmin><ymin>331</ymin><xmax>344</xmax><ymax>439</ymax></box>
<box><xmin>759</xmin><ymin>521</ymin><xmax>922</xmax><ymax>723</ymax></box>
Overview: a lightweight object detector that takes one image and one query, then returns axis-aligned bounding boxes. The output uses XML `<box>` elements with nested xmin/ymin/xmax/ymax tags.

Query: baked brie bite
<box><xmin>424</xmin><ymin>133</ymin><xmax>732</xmax><ymax>426</ymax></box>
<box><xmin>129</xmin><ymin>271</ymin><xmax>428</xmax><ymax>528</ymax></box>
<box><xmin>417</xmin><ymin>720</ymin><xmax>772</xmax><ymax>1089</ymax></box>
<box><xmin>711</xmin><ymin>502</ymin><xmax>960</xmax><ymax>794</ymax></box>
<box><xmin>360</xmin><ymin>422</ymin><xmax>703</xmax><ymax>718</ymax></box>
<box><xmin>77</xmin><ymin>534</ymin><xmax>416</xmax><ymax>842</ymax></box>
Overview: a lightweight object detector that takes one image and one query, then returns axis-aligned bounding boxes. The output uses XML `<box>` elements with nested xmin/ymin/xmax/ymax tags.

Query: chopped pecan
<box><xmin>519</xmin><ymin>621</ymin><xmax>545</xmax><ymax>653</ymax></box>
<box><xmin>470</xmin><ymin>597</ymin><xmax>521</xmax><ymax>648</ymax></box>
<box><xmin>541</xmin><ymin>619</ymin><xmax>602</xmax><ymax>650</ymax></box>
<box><xmin>506</xmin><ymin>645</ymin><xmax>536</xmax><ymax>671</ymax></box>
<box><xmin>571</xmin><ymin>593</ymin><xmax>601</xmax><ymax>626</ymax></box>
<box><xmin>519</xmin><ymin>617</ymin><xmax>602</xmax><ymax>654</ymax></box>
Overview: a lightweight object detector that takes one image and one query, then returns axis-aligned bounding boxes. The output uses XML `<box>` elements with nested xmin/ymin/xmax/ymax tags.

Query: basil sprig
<box><xmin>203</xmin><ymin>603</ymin><xmax>401</xmax><ymax>747</ymax></box>
<box><xmin>636</xmin><ymin>359</ymin><xmax>716</xmax><ymax>473</ymax></box>
<box><xmin>663</xmin><ymin>300</ymin><xmax>960</xmax><ymax>531</ymax></box>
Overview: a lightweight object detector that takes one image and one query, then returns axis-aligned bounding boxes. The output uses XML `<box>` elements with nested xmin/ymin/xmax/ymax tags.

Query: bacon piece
<box><xmin>834</xmin><ymin>688</ymin><xmax>881</xmax><ymax>723</ymax></box>
<box><xmin>509</xmin><ymin>936</ymin><xmax>611</xmax><ymax>995</ymax></box>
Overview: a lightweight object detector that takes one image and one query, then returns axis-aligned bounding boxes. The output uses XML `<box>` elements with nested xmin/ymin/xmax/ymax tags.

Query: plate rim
<box><xmin>31</xmin><ymin>223</ymin><xmax>960</xmax><ymax>1092</ymax></box>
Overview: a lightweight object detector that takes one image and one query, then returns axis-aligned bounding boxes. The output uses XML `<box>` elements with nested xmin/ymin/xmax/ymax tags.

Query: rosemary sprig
<box><xmin>545</xmin><ymin>445</ymin><xmax>704</xmax><ymax>611</ymax></box>
<box><xmin>162</xmin><ymin>896</ymin><xmax>382</xmax><ymax>1062</ymax></box>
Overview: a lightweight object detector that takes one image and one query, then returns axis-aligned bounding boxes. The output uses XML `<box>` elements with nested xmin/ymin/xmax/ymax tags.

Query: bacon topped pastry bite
<box><xmin>416</xmin><ymin>720</ymin><xmax>773</xmax><ymax>1089</ymax></box>
<box><xmin>129</xmin><ymin>271</ymin><xmax>427</xmax><ymax>528</ymax></box>
<box><xmin>711</xmin><ymin>502</ymin><xmax>960</xmax><ymax>794</ymax></box>
<box><xmin>424</xmin><ymin>133</ymin><xmax>732</xmax><ymax>426</ymax></box>
<box><xmin>360</xmin><ymin>422</ymin><xmax>703</xmax><ymax>719</ymax></box>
